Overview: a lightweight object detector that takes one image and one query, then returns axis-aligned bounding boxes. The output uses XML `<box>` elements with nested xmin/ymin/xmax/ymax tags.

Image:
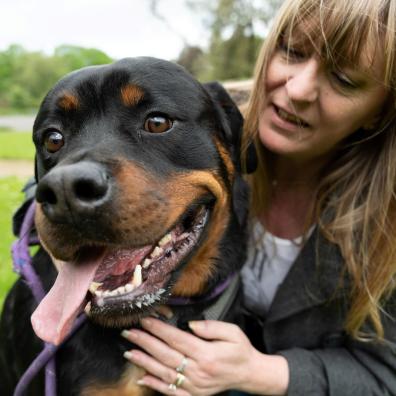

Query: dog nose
<box><xmin>36</xmin><ymin>162</ymin><xmax>110</xmax><ymax>222</ymax></box>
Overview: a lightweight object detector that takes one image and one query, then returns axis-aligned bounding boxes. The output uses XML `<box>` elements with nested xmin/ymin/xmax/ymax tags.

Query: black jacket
<box><xmin>245</xmin><ymin>229</ymin><xmax>396</xmax><ymax>395</ymax></box>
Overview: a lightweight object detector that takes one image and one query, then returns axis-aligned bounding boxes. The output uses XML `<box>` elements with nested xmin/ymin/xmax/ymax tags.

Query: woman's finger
<box><xmin>124</xmin><ymin>348</ymin><xmax>191</xmax><ymax>389</ymax></box>
<box><xmin>138</xmin><ymin>374</ymin><xmax>192</xmax><ymax>396</ymax></box>
<box><xmin>188</xmin><ymin>320</ymin><xmax>245</xmax><ymax>342</ymax></box>
<box><xmin>140</xmin><ymin>317</ymin><xmax>206</xmax><ymax>358</ymax></box>
<box><xmin>121</xmin><ymin>328</ymin><xmax>185</xmax><ymax>369</ymax></box>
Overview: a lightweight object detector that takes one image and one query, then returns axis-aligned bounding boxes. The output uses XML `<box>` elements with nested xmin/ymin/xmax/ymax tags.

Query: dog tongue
<box><xmin>31</xmin><ymin>253</ymin><xmax>104</xmax><ymax>345</ymax></box>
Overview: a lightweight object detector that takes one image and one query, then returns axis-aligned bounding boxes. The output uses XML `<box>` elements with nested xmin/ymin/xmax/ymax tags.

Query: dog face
<box><xmin>31</xmin><ymin>57</ymin><xmax>250</xmax><ymax>345</ymax></box>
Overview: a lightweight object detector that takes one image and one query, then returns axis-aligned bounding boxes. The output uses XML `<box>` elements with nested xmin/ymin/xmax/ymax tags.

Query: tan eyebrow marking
<box><xmin>120</xmin><ymin>84</ymin><xmax>145</xmax><ymax>107</ymax></box>
<box><xmin>57</xmin><ymin>92</ymin><xmax>79</xmax><ymax>111</ymax></box>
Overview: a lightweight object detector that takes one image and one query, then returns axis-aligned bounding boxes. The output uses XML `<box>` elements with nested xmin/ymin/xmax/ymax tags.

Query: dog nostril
<box><xmin>37</xmin><ymin>185</ymin><xmax>58</xmax><ymax>205</ymax></box>
<box><xmin>73</xmin><ymin>179</ymin><xmax>107</xmax><ymax>202</ymax></box>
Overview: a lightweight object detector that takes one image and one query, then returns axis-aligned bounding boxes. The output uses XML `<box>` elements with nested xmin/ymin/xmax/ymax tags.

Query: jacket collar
<box><xmin>266</xmin><ymin>227</ymin><xmax>350</xmax><ymax>323</ymax></box>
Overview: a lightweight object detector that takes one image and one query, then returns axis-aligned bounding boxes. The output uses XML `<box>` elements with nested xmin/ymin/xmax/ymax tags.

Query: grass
<box><xmin>0</xmin><ymin>177</ymin><xmax>27</xmax><ymax>310</ymax></box>
<box><xmin>0</xmin><ymin>131</ymin><xmax>35</xmax><ymax>160</ymax></box>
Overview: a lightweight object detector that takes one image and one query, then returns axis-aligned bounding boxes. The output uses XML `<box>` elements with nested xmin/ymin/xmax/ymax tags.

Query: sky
<box><xmin>0</xmin><ymin>0</ymin><xmax>209</xmax><ymax>60</ymax></box>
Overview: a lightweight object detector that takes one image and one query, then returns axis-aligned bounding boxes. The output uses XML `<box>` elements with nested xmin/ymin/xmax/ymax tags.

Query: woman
<box><xmin>121</xmin><ymin>0</ymin><xmax>396</xmax><ymax>394</ymax></box>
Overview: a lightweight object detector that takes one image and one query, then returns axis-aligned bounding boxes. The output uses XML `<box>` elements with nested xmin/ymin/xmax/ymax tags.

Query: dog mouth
<box><xmin>31</xmin><ymin>204</ymin><xmax>210</xmax><ymax>345</ymax></box>
<box><xmin>87</xmin><ymin>205</ymin><xmax>209</xmax><ymax>313</ymax></box>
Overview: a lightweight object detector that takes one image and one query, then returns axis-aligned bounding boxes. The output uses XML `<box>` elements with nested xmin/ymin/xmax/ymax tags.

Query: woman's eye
<box><xmin>278</xmin><ymin>41</ymin><xmax>306</xmax><ymax>61</ymax></box>
<box><xmin>144</xmin><ymin>115</ymin><xmax>173</xmax><ymax>133</ymax></box>
<box><xmin>331</xmin><ymin>70</ymin><xmax>358</xmax><ymax>90</ymax></box>
<box><xmin>44</xmin><ymin>130</ymin><xmax>64</xmax><ymax>153</ymax></box>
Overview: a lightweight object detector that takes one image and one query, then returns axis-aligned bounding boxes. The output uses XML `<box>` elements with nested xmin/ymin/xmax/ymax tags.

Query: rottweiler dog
<box><xmin>0</xmin><ymin>57</ymin><xmax>253</xmax><ymax>396</ymax></box>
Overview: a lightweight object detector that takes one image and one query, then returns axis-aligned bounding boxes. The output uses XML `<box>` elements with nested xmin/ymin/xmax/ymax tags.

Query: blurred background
<box><xmin>0</xmin><ymin>0</ymin><xmax>283</xmax><ymax>309</ymax></box>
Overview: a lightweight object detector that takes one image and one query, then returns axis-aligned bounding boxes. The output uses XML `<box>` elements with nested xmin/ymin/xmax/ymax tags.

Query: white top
<box><xmin>241</xmin><ymin>221</ymin><xmax>306</xmax><ymax>315</ymax></box>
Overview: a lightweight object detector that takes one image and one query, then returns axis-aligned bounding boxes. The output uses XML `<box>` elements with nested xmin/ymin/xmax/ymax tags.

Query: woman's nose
<box><xmin>285</xmin><ymin>59</ymin><xmax>320</xmax><ymax>103</ymax></box>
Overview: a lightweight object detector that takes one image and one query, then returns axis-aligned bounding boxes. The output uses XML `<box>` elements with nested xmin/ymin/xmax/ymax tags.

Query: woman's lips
<box><xmin>270</xmin><ymin>104</ymin><xmax>311</xmax><ymax>133</ymax></box>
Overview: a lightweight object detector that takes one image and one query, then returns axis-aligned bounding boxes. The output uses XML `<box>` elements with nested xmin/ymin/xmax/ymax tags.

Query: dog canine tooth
<box><xmin>125</xmin><ymin>283</ymin><xmax>134</xmax><ymax>292</ymax></box>
<box><xmin>89</xmin><ymin>282</ymin><xmax>103</xmax><ymax>294</ymax></box>
<box><xmin>84</xmin><ymin>302</ymin><xmax>91</xmax><ymax>314</ymax></box>
<box><xmin>151</xmin><ymin>246</ymin><xmax>163</xmax><ymax>258</ymax></box>
<box><xmin>142</xmin><ymin>258</ymin><xmax>152</xmax><ymax>268</ymax></box>
<box><xmin>132</xmin><ymin>264</ymin><xmax>142</xmax><ymax>286</ymax></box>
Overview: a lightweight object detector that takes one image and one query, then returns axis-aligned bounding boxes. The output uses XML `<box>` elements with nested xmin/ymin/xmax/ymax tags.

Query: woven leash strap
<box><xmin>12</xmin><ymin>201</ymin><xmax>86</xmax><ymax>396</ymax></box>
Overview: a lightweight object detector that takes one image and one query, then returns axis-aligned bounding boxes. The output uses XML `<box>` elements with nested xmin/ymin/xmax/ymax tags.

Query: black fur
<box><xmin>0</xmin><ymin>57</ymin><xmax>252</xmax><ymax>395</ymax></box>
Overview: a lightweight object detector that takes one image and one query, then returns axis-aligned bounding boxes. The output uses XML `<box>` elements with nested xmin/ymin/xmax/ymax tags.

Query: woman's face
<box><xmin>258</xmin><ymin>33</ymin><xmax>388</xmax><ymax>161</ymax></box>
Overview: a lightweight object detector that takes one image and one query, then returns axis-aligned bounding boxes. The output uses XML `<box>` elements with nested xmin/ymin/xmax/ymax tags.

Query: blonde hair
<box><xmin>243</xmin><ymin>0</ymin><xmax>396</xmax><ymax>340</ymax></box>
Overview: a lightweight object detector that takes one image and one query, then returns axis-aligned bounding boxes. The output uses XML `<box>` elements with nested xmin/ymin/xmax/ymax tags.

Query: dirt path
<box><xmin>0</xmin><ymin>159</ymin><xmax>34</xmax><ymax>178</ymax></box>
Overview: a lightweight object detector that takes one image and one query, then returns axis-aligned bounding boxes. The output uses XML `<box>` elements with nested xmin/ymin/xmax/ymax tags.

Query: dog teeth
<box><xmin>132</xmin><ymin>264</ymin><xmax>142</xmax><ymax>286</ymax></box>
<box><xmin>158</xmin><ymin>233</ymin><xmax>172</xmax><ymax>247</ymax></box>
<box><xmin>89</xmin><ymin>282</ymin><xmax>103</xmax><ymax>294</ymax></box>
<box><xmin>151</xmin><ymin>246</ymin><xmax>163</xmax><ymax>258</ymax></box>
<box><xmin>143</xmin><ymin>258</ymin><xmax>152</xmax><ymax>268</ymax></box>
<box><xmin>136</xmin><ymin>301</ymin><xmax>142</xmax><ymax>309</ymax></box>
<box><xmin>84</xmin><ymin>301</ymin><xmax>91</xmax><ymax>314</ymax></box>
<box><xmin>125</xmin><ymin>283</ymin><xmax>134</xmax><ymax>292</ymax></box>
<box><xmin>117</xmin><ymin>286</ymin><xmax>126</xmax><ymax>294</ymax></box>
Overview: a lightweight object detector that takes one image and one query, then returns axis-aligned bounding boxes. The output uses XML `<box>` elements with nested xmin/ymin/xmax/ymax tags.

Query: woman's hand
<box><xmin>121</xmin><ymin>317</ymin><xmax>289</xmax><ymax>395</ymax></box>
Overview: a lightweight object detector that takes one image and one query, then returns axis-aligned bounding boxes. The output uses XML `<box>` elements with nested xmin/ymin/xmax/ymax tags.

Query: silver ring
<box><xmin>176</xmin><ymin>357</ymin><xmax>188</xmax><ymax>373</ymax></box>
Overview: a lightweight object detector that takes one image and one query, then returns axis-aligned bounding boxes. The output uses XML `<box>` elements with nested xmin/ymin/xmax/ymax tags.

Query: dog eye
<box><xmin>144</xmin><ymin>115</ymin><xmax>173</xmax><ymax>133</ymax></box>
<box><xmin>44</xmin><ymin>130</ymin><xmax>65</xmax><ymax>153</ymax></box>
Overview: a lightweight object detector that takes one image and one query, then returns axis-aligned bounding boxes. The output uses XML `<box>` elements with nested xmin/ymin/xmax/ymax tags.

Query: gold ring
<box><xmin>168</xmin><ymin>383</ymin><xmax>177</xmax><ymax>392</ymax></box>
<box><xmin>175</xmin><ymin>373</ymin><xmax>186</xmax><ymax>387</ymax></box>
<box><xmin>176</xmin><ymin>357</ymin><xmax>188</xmax><ymax>373</ymax></box>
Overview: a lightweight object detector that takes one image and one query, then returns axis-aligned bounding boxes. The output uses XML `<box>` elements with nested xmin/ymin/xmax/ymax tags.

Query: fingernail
<box><xmin>121</xmin><ymin>329</ymin><xmax>138</xmax><ymax>340</ymax></box>
<box><xmin>188</xmin><ymin>320</ymin><xmax>200</xmax><ymax>330</ymax></box>
<box><xmin>137</xmin><ymin>379</ymin><xmax>145</xmax><ymax>386</ymax></box>
<box><xmin>123</xmin><ymin>351</ymin><xmax>134</xmax><ymax>360</ymax></box>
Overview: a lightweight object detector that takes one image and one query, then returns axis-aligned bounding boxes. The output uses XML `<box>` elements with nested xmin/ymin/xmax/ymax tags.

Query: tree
<box><xmin>186</xmin><ymin>0</ymin><xmax>283</xmax><ymax>80</ymax></box>
<box><xmin>152</xmin><ymin>0</ymin><xmax>284</xmax><ymax>81</ymax></box>
<box><xmin>0</xmin><ymin>45</ymin><xmax>113</xmax><ymax>112</ymax></box>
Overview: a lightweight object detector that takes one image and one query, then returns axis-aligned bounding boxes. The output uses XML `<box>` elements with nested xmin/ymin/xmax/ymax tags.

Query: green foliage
<box><xmin>0</xmin><ymin>132</ymin><xmax>35</xmax><ymax>160</ymax></box>
<box><xmin>178</xmin><ymin>0</ymin><xmax>283</xmax><ymax>81</ymax></box>
<box><xmin>0</xmin><ymin>177</ymin><xmax>26</xmax><ymax>310</ymax></box>
<box><xmin>0</xmin><ymin>45</ymin><xmax>113</xmax><ymax>112</ymax></box>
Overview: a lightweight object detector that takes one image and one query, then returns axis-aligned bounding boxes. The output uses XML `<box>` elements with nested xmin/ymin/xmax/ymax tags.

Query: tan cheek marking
<box><xmin>167</xmin><ymin>171</ymin><xmax>230</xmax><ymax>296</ymax></box>
<box><xmin>214</xmin><ymin>137</ymin><xmax>235</xmax><ymax>185</ymax></box>
<box><xmin>121</xmin><ymin>84</ymin><xmax>145</xmax><ymax>107</ymax></box>
<box><xmin>57</xmin><ymin>91</ymin><xmax>79</xmax><ymax>111</ymax></box>
<box><xmin>115</xmin><ymin>161</ymin><xmax>170</xmax><ymax>238</ymax></box>
<box><xmin>81</xmin><ymin>366</ymin><xmax>153</xmax><ymax>396</ymax></box>
<box><xmin>34</xmin><ymin>204</ymin><xmax>64</xmax><ymax>272</ymax></box>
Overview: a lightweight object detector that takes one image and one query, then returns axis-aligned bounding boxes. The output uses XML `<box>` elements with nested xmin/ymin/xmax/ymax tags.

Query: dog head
<box><xmin>30</xmin><ymin>57</ymin><xmax>254</xmax><ymax>345</ymax></box>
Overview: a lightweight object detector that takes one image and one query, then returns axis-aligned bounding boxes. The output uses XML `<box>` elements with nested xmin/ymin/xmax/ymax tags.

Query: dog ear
<box><xmin>203</xmin><ymin>81</ymin><xmax>257</xmax><ymax>174</ymax></box>
<box><xmin>204</xmin><ymin>82</ymin><xmax>255</xmax><ymax>227</ymax></box>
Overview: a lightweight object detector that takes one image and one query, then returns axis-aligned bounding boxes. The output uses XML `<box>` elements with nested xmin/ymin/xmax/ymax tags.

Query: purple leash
<box><xmin>168</xmin><ymin>274</ymin><xmax>236</xmax><ymax>305</ymax></box>
<box><xmin>11</xmin><ymin>201</ymin><xmax>86</xmax><ymax>396</ymax></box>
